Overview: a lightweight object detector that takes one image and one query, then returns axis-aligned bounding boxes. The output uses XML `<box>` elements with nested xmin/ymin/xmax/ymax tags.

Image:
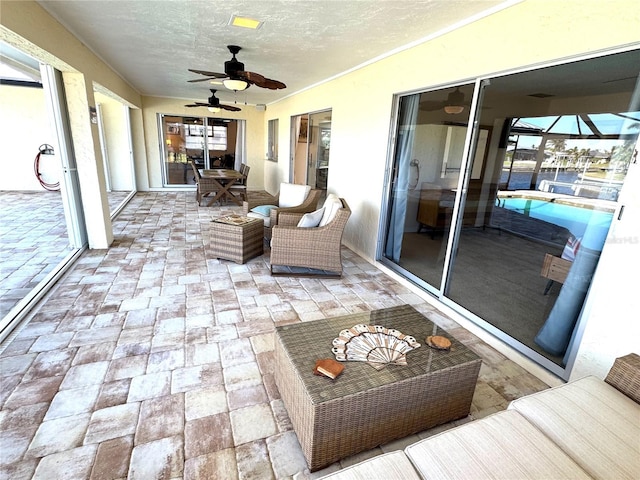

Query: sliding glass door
<box><xmin>291</xmin><ymin>110</ymin><xmax>332</xmax><ymax>191</ymax></box>
<box><xmin>383</xmin><ymin>86</ymin><xmax>473</xmax><ymax>292</ymax></box>
<box><xmin>159</xmin><ymin>114</ymin><xmax>242</xmax><ymax>186</ymax></box>
<box><xmin>381</xmin><ymin>49</ymin><xmax>640</xmax><ymax>376</ymax></box>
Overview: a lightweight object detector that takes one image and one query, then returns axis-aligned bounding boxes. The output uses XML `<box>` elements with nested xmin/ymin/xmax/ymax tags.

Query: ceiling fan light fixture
<box><xmin>223</xmin><ymin>78</ymin><xmax>249</xmax><ymax>91</ymax></box>
<box><xmin>444</xmin><ymin>87</ymin><xmax>466</xmax><ymax>114</ymax></box>
<box><xmin>444</xmin><ymin>105</ymin><xmax>465</xmax><ymax>114</ymax></box>
<box><xmin>229</xmin><ymin>15</ymin><xmax>263</xmax><ymax>30</ymax></box>
<box><xmin>207</xmin><ymin>106</ymin><xmax>221</xmax><ymax>113</ymax></box>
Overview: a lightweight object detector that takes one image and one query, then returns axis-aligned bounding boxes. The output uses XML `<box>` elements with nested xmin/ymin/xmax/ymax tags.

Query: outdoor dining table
<box><xmin>199</xmin><ymin>168</ymin><xmax>246</xmax><ymax>206</ymax></box>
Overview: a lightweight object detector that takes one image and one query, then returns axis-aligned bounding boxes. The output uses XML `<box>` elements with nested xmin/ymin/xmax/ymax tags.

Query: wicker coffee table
<box><xmin>274</xmin><ymin>304</ymin><xmax>481</xmax><ymax>471</ymax></box>
<box><xmin>210</xmin><ymin>215</ymin><xmax>263</xmax><ymax>264</ymax></box>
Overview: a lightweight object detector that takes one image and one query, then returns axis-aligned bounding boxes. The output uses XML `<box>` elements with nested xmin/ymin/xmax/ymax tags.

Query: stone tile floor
<box><xmin>0</xmin><ymin>192</ymin><xmax>550</xmax><ymax>479</ymax></box>
<box><xmin>0</xmin><ymin>190</ymin><xmax>131</xmax><ymax>316</ymax></box>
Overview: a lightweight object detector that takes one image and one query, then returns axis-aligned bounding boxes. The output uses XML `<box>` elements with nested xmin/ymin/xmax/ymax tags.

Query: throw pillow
<box><xmin>279</xmin><ymin>183</ymin><xmax>311</xmax><ymax>208</ymax></box>
<box><xmin>296</xmin><ymin>207</ymin><xmax>325</xmax><ymax>228</ymax></box>
<box><xmin>250</xmin><ymin>204</ymin><xmax>278</xmax><ymax>217</ymax></box>
<box><xmin>319</xmin><ymin>194</ymin><xmax>342</xmax><ymax>226</ymax></box>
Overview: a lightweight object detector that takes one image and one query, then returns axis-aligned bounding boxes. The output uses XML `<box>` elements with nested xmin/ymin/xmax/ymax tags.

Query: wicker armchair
<box><xmin>190</xmin><ymin>160</ymin><xmax>219</xmax><ymax>206</ymax></box>
<box><xmin>270</xmin><ymin>198</ymin><xmax>351</xmax><ymax>277</ymax></box>
<box><xmin>243</xmin><ymin>185</ymin><xmax>322</xmax><ymax>239</ymax></box>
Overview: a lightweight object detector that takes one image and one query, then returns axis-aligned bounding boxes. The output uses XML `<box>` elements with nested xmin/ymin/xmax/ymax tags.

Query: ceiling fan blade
<box><xmin>261</xmin><ymin>77</ymin><xmax>287</xmax><ymax>90</ymax></box>
<box><xmin>419</xmin><ymin>101</ymin><xmax>445</xmax><ymax>111</ymax></box>
<box><xmin>184</xmin><ymin>102</ymin><xmax>209</xmax><ymax>107</ymax></box>
<box><xmin>220</xmin><ymin>104</ymin><xmax>241</xmax><ymax>112</ymax></box>
<box><xmin>189</xmin><ymin>68</ymin><xmax>226</xmax><ymax>78</ymax></box>
<box><xmin>242</xmin><ymin>71</ymin><xmax>286</xmax><ymax>90</ymax></box>
<box><xmin>188</xmin><ymin>77</ymin><xmax>218</xmax><ymax>83</ymax></box>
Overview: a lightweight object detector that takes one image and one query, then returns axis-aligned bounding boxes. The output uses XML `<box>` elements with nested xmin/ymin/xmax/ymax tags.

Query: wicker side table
<box><xmin>275</xmin><ymin>305</ymin><xmax>481</xmax><ymax>471</ymax></box>
<box><xmin>210</xmin><ymin>215</ymin><xmax>263</xmax><ymax>264</ymax></box>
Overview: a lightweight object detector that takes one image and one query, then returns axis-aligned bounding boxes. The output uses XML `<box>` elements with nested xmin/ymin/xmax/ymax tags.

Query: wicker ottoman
<box><xmin>210</xmin><ymin>215</ymin><xmax>263</xmax><ymax>264</ymax></box>
<box><xmin>274</xmin><ymin>305</ymin><xmax>481</xmax><ymax>471</ymax></box>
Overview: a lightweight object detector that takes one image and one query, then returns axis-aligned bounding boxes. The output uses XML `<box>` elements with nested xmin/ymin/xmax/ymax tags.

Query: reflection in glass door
<box><xmin>381</xmin><ymin>49</ymin><xmax>639</xmax><ymax>376</ymax></box>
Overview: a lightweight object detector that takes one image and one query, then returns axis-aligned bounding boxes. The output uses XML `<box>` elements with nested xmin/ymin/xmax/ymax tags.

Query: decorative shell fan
<box><xmin>332</xmin><ymin>324</ymin><xmax>420</xmax><ymax>369</ymax></box>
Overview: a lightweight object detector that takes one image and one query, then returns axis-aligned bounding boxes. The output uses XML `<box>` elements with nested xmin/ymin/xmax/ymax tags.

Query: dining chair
<box><xmin>190</xmin><ymin>160</ymin><xmax>220</xmax><ymax>205</ymax></box>
<box><xmin>227</xmin><ymin>164</ymin><xmax>250</xmax><ymax>202</ymax></box>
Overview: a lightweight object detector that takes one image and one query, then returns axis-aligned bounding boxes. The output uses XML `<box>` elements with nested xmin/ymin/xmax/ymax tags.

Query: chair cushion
<box><xmin>279</xmin><ymin>183</ymin><xmax>311</xmax><ymax>208</ymax></box>
<box><xmin>297</xmin><ymin>207</ymin><xmax>325</xmax><ymax>228</ymax></box>
<box><xmin>250</xmin><ymin>204</ymin><xmax>278</xmax><ymax>217</ymax></box>
<box><xmin>317</xmin><ymin>450</ymin><xmax>421</xmax><ymax>480</ymax></box>
<box><xmin>319</xmin><ymin>194</ymin><xmax>342</xmax><ymax>227</ymax></box>
<box><xmin>508</xmin><ymin>375</ymin><xmax>640</xmax><ymax>480</ymax></box>
<box><xmin>247</xmin><ymin>212</ymin><xmax>270</xmax><ymax>227</ymax></box>
<box><xmin>405</xmin><ymin>410</ymin><xmax>591</xmax><ymax>480</ymax></box>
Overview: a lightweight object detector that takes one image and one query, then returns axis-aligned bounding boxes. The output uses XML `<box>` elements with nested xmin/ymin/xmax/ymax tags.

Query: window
<box><xmin>209</xmin><ymin>125</ymin><xmax>227</xmax><ymax>151</ymax></box>
<box><xmin>268</xmin><ymin>119</ymin><xmax>278</xmax><ymax>161</ymax></box>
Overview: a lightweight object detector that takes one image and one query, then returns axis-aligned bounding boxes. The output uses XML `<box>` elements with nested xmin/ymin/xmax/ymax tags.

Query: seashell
<box><xmin>332</xmin><ymin>324</ymin><xmax>421</xmax><ymax>367</ymax></box>
<box><xmin>353</xmin><ymin>324</ymin><xmax>371</xmax><ymax>333</ymax></box>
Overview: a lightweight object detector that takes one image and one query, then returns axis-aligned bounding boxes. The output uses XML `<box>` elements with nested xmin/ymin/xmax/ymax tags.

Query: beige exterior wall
<box><xmin>0</xmin><ymin>83</ymin><xmax>58</xmax><ymax>191</ymax></box>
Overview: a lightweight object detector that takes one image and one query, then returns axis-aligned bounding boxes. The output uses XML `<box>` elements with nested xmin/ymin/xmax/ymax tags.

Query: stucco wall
<box><xmin>0</xmin><ymin>84</ymin><xmax>59</xmax><ymax>191</ymax></box>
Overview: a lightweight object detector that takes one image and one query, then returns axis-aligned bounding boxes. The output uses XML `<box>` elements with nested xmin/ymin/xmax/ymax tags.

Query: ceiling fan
<box><xmin>188</xmin><ymin>45</ymin><xmax>286</xmax><ymax>91</ymax></box>
<box><xmin>420</xmin><ymin>87</ymin><xmax>469</xmax><ymax>114</ymax></box>
<box><xmin>184</xmin><ymin>89</ymin><xmax>241</xmax><ymax>112</ymax></box>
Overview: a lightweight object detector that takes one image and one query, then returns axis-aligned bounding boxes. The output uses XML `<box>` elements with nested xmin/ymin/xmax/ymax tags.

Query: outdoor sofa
<box><xmin>319</xmin><ymin>353</ymin><xmax>640</xmax><ymax>480</ymax></box>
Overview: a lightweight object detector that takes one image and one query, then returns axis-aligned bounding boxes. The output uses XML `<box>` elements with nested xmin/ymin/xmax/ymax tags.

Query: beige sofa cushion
<box><xmin>318</xmin><ymin>451</ymin><xmax>421</xmax><ymax>480</ymax></box>
<box><xmin>405</xmin><ymin>410</ymin><xmax>590</xmax><ymax>480</ymax></box>
<box><xmin>509</xmin><ymin>375</ymin><xmax>640</xmax><ymax>480</ymax></box>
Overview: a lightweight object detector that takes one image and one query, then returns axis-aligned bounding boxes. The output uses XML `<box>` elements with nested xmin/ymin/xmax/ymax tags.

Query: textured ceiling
<box><xmin>37</xmin><ymin>0</ymin><xmax>511</xmax><ymax>106</ymax></box>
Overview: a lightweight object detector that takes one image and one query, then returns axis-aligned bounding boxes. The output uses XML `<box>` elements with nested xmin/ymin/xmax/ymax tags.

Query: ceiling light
<box><xmin>208</xmin><ymin>106</ymin><xmax>221</xmax><ymax>113</ymax></box>
<box><xmin>229</xmin><ymin>15</ymin><xmax>263</xmax><ymax>29</ymax></box>
<box><xmin>444</xmin><ymin>105</ymin><xmax>465</xmax><ymax>114</ymax></box>
<box><xmin>223</xmin><ymin>78</ymin><xmax>248</xmax><ymax>91</ymax></box>
<box><xmin>443</xmin><ymin>88</ymin><xmax>466</xmax><ymax>114</ymax></box>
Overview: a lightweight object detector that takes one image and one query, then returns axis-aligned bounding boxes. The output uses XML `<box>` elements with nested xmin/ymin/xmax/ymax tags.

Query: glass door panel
<box><xmin>381</xmin><ymin>49</ymin><xmax>639</xmax><ymax>376</ymax></box>
<box><xmin>446</xmin><ymin>50</ymin><xmax>639</xmax><ymax>368</ymax></box>
<box><xmin>309</xmin><ymin>111</ymin><xmax>332</xmax><ymax>191</ymax></box>
<box><xmin>383</xmin><ymin>85</ymin><xmax>473</xmax><ymax>291</ymax></box>
<box><xmin>161</xmin><ymin>115</ymin><xmax>239</xmax><ymax>186</ymax></box>
<box><xmin>162</xmin><ymin>115</ymin><xmax>193</xmax><ymax>186</ymax></box>
<box><xmin>290</xmin><ymin>110</ymin><xmax>332</xmax><ymax>189</ymax></box>
<box><xmin>95</xmin><ymin>93</ymin><xmax>136</xmax><ymax>216</ymax></box>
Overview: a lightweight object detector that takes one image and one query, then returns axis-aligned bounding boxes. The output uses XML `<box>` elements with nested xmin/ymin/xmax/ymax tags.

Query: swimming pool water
<box><xmin>499</xmin><ymin>197</ymin><xmax>614</xmax><ymax>250</ymax></box>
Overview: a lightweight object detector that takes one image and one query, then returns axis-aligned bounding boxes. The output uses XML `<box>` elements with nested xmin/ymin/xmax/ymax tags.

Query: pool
<box><xmin>498</xmin><ymin>195</ymin><xmax>615</xmax><ymax>250</ymax></box>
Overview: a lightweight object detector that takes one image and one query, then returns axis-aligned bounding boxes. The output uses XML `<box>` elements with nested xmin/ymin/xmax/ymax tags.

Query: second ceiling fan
<box><xmin>184</xmin><ymin>89</ymin><xmax>241</xmax><ymax>112</ymax></box>
<box><xmin>189</xmin><ymin>45</ymin><xmax>286</xmax><ymax>91</ymax></box>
